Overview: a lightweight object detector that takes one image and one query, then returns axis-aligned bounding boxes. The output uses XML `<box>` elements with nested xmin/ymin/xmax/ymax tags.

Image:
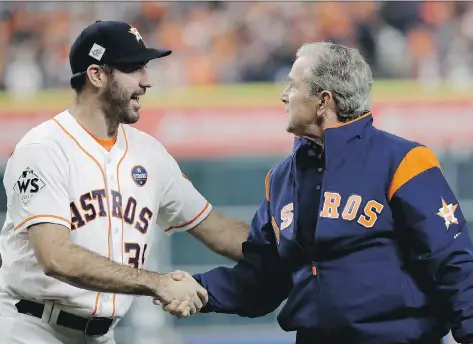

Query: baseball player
<box><xmin>0</xmin><ymin>20</ymin><xmax>248</xmax><ymax>344</ymax></box>
<box><xmin>166</xmin><ymin>43</ymin><xmax>473</xmax><ymax>344</ymax></box>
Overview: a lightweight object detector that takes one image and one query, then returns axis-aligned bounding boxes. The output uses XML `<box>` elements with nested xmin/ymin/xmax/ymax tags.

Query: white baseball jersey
<box><xmin>0</xmin><ymin>110</ymin><xmax>212</xmax><ymax>319</ymax></box>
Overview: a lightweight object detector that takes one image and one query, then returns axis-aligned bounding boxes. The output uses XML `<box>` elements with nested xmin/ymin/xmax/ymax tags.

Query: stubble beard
<box><xmin>100</xmin><ymin>77</ymin><xmax>139</xmax><ymax>136</ymax></box>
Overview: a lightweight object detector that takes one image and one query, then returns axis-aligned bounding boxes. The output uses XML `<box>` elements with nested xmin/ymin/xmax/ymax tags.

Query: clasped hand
<box><xmin>153</xmin><ymin>270</ymin><xmax>208</xmax><ymax>318</ymax></box>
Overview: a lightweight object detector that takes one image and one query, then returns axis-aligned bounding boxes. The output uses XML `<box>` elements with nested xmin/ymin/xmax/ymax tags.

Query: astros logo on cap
<box><xmin>131</xmin><ymin>165</ymin><xmax>147</xmax><ymax>186</ymax></box>
<box><xmin>128</xmin><ymin>25</ymin><xmax>142</xmax><ymax>42</ymax></box>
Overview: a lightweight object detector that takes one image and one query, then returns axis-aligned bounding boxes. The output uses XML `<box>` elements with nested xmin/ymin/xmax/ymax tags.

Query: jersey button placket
<box><xmin>106</xmin><ymin>158</ymin><xmax>115</xmax><ymax>181</ymax></box>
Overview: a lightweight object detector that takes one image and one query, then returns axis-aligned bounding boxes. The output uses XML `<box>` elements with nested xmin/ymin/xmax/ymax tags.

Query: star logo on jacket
<box><xmin>436</xmin><ymin>198</ymin><xmax>458</xmax><ymax>230</ymax></box>
<box><xmin>128</xmin><ymin>25</ymin><xmax>142</xmax><ymax>42</ymax></box>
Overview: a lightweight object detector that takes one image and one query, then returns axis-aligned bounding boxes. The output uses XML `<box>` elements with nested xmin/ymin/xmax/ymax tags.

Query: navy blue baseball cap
<box><xmin>69</xmin><ymin>20</ymin><xmax>172</xmax><ymax>76</ymax></box>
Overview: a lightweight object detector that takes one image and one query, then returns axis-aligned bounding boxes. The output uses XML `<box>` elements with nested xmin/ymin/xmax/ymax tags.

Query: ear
<box><xmin>319</xmin><ymin>90</ymin><xmax>333</xmax><ymax>110</ymax></box>
<box><xmin>86</xmin><ymin>65</ymin><xmax>107</xmax><ymax>89</ymax></box>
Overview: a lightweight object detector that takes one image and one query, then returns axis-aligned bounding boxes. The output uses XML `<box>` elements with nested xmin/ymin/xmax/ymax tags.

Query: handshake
<box><xmin>152</xmin><ymin>270</ymin><xmax>208</xmax><ymax>318</ymax></box>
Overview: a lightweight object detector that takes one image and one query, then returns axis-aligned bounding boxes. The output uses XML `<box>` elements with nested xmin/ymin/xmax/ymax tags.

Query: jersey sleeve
<box><xmin>156</xmin><ymin>151</ymin><xmax>212</xmax><ymax>235</ymax></box>
<box><xmin>388</xmin><ymin>145</ymin><xmax>473</xmax><ymax>342</ymax></box>
<box><xmin>3</xmin><ymin>143</ymin><xmax>71</xmax><ymax>232</ymax></box>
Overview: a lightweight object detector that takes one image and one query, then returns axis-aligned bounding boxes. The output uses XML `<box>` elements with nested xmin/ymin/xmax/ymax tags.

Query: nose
<box><xmin>139</xmin><ymin>68</ymin><xmax>152</xmax><ymax>89</ymax></box>
<box><xmin>281</xmin><ymin>90</ymin><xmax>288</xmax><ymax>104</ymax></box>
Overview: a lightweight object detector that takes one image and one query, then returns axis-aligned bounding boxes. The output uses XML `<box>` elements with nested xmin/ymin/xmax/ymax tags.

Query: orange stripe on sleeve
<box><xmin>388</xmin><ymin>146</ymin><xmax>441</xmax><ymax>201</ymax></box>
<box><xmin>165</xmin><ymin>201</ymin><xmax>210</xmax><ymax>232</ymax></box>
<box><xmin>265</xmin><ymin>170</ymin><xmax>272</xmax><ymax>202</ymax></box>
<box><xmin>14</xmin><ymin>215</ymin><xmax>71</xmax><ymax>231</ymax></box>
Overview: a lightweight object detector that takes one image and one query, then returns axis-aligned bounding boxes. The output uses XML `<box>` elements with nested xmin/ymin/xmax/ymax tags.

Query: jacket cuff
<box><xmin>193</xmin><ymin>273</ymin><xmax>213</xmax><ymax>313</ymax></box>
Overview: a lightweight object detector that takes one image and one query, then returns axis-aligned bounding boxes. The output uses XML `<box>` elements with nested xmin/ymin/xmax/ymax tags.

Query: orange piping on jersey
<box><xmin>165</xmin><ymin>201</ymin><xmax>210</xmax><ymax>232</ymax></box>
<box><xmin>265</xmin><ymin>170</ymin><xmax>271</xmax><ymax>202</ymax></box>
<box><xmin>324</xmin><ymin>111</ymin><xmax>371</xmax><ymax>130</ymax></box>
<box><xmin>120</xmin><ymin>132</ymin><xmax>127</xmax><ymax>266</ymax></box>
<box><xmin>388</xmin><ymin>146</ymin><xmax>441</xmax><ymax>201</ymax></box>
<box><xmin>116</xmin><ymin>127</ymin><xmax>129</xmax><ymax>248</ymax></box>
<box><xmin>14</xmin><ymin>215</ymin><xmax>71</xmax><ymax>231</ymax></box>
<box><xmin>111</xmin><ymin>294</ymin><xmax>116</xmax><ymax>318</ymax></box>
<box><xmin>92</xmin><ymin>293</ymin><xmax>101</xmax><ymax>316</ymax></box>
<box><xmin>112</xmin><ymin>125</ymin><xmax>128</xmax><ymax>317</ymax></box>
<box><xmin>52</xmin><ymin>118</ymin><xmax>112</xmax><ymax>316</ymax></box>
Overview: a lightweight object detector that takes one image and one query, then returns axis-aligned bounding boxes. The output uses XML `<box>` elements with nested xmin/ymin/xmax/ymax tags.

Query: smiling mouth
<box><xmin>131</xmin><ymin>95</ymin><xmax>140</xmax><ymax>102</ymax></box>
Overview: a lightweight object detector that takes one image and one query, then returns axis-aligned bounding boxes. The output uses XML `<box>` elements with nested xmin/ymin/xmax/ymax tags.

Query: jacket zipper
<box><xmin>317</xmin><ymin>141</ymin><xmax>332</xmax><ymax>340</ymax></box>
<box><xmin>292</xmin><ymin>140</ymin><xmax>333</xmax><ymax>338</ymax></box>
<box><xmin>292</xmin><ymin>142</ymin><xmax>322</xmax><ymax>279</ymax></box>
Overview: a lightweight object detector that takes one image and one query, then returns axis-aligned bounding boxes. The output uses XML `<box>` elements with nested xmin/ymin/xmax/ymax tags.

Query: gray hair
<box><xmin>296</xmin><ymin>42</ymin><xmax>372</xmax><ymax>121</ymax></box>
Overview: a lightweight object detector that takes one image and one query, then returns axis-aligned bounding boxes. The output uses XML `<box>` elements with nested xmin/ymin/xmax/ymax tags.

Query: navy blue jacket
<box><xmin>194</xmin><ymin>113</ymin><xmax>473</xmax><ymax>344</ymax></box>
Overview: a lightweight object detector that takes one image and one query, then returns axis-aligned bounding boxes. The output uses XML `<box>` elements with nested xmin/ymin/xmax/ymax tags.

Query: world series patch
<box><xmin>13</xmin><ymin>167</ymin><xmax>46</xmax><ymax>205</ymax></box>
<box><xmin>131</xmin><ymin>165</ymin><xmax>147</xmax><ymax>186</ymax></box>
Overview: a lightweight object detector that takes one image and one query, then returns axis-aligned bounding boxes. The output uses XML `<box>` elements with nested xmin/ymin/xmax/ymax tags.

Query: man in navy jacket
<box><xmin>163</xmin><ymin>42</ymin><xmax>473</xmax><ymax>344</ymax></box>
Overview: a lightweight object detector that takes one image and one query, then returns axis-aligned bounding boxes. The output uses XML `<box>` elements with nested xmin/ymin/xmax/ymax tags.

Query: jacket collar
<box><xmin>292</xmin><ymin>112</ymin><xmax>373</xmax><ymax>162</ymax></box>
<box><xmin>324</xmin><ymin>111</ymin><xmax>372</xmax><ymax>141</ymax></box>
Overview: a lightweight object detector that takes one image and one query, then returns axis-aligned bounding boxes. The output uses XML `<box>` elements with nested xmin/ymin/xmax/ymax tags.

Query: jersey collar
<box><xmin>53</xmin><ymin>110</ymin><xmax>128</xmax><ymax>162</ymax></box>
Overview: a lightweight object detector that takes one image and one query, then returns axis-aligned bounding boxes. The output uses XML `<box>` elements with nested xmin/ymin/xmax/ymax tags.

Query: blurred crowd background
<box><xmin>1</xmin><ymin>1</ymin><xmax>473</xmax><ymax>94</ymax></box>
<box><xmin>1</xmin><ymin>2</ymin><xmax>473</xmax><ymax>344</ymax></box>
